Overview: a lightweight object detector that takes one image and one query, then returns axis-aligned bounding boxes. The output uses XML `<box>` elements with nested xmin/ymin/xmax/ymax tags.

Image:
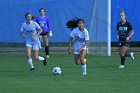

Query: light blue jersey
<box><xmin>20</xmin><ymin>21</ymin><xmax>41</xmax><ymax>44</ymax></box>
<box><xmin>70</xmin><ymin>27</ymin><xmax>89</xmax><ymax>54</ymax></box>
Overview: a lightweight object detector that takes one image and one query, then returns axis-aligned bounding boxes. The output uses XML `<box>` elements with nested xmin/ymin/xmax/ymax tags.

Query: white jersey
<box><xmin>20</xmin><ymin>21</ymin><xmax>41</xmax><ymax>43</ymax></box>
<box><xmin>70</xmin><ymin>27</ymin><xmax>89</xmax><ymax>51</ymax></box>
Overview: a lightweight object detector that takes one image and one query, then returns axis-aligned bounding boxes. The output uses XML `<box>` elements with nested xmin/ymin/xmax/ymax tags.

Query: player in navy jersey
<box><xmin>20</xmin><ymin>13</ymin><xmax>47</xmax><ymax>71</ymax></box>
<box><xmin>67</xmin><ymin>18</ymin><xmax>89</xmax><ymax>75</ymax></box>
<box><xmin>35</xmin><ymin>8</ymin><xmax>53</xmax><ymax>59</ymax></box>
<box><xmin>116</xmin><ymin>11</ymin><xmax>134</xmax><ymax>68</ymax></box>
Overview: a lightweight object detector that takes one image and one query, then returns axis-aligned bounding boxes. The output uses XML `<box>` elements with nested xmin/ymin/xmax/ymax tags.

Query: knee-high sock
<box><xmin>121</xmin><ymin>56</ymin><xmax>125</xmax><ymax>65</ymax></box>
<box><xmin>27</xmin><ymin>58</ymin><xmax>34</xmax><ymax>68</ymax></box>
<box><xmin>45</xmin><ymin>46</ymin><xmax>49</xmax><ymax>55</ymax></box>
<box><xmin>81</xmin><ymin>64</ymin><xmax>86</xmax><ymax>73</ymax></box>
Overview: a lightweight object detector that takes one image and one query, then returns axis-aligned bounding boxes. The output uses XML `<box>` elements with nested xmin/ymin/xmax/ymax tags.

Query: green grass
<box><xmin>0</xmin><ymin>53</ymin><xmax>140</xmax><ymax>93</ymax></box>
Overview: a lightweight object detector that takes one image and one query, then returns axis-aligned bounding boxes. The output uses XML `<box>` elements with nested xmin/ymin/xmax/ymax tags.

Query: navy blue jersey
<box><xmin>116</xmin><ymin>21</ymin><xmax>133</xmax><ymax>41</ymax></box>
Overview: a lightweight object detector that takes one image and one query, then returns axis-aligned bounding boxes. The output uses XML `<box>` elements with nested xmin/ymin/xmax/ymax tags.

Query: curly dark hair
<box><xmin>66</xmin><ymin>17</ymin><xmax>84</xmax><ymax>30</ymax></box>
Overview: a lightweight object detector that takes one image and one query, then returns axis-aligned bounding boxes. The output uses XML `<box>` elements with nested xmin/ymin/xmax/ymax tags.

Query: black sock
<box><xmin>121</xmin><ymin>56</ymin><xmax>125</xmax><ymax>65</ymax></box>
<box><xmin>125</xmin><ymin>52</ymin><xmax>130</xmax><ymax>57</ymax></box>
<box><xmin>45</xmin><ymin>46</ymin><xmax>49</xmax><ymax>55</ymax></box>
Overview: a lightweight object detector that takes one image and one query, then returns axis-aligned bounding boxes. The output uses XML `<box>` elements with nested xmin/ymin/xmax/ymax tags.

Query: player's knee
<box><xmin>120</xmin><ymin>52</ymin><xmax>125</xmax><ymax>56</ymax></box>
<box><xmin>80</xmin><ymin>58</ymin><xmax>84</xmax><ymax>62</ymax></box>
<box><xmin>44</xmin><ymin>42</ymin><xmax>48</xmax><ymax>46</ymax></box>
<box><xmin>76</xmin><ymin>62</ymin><xmax>81</xmax><ymax>65</ymax></box>
<box><xmin>75</xmin><ymin>60</ymin><xmax>81</xmax><ymax>65</ymax></box>
<box><xmin>45</xmin><ymin>43</ymin><xmax>49</xmax><ymax>46</ymax></box>
<box><xmin>119</xmin><ymin>51</ymin><xmax>124</xmax><ymax>56</ymax></box>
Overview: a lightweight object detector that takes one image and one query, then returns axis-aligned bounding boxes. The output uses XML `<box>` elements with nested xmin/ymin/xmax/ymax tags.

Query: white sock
<box><xmin>81</xmin><ymin>64</ymin><xmax>86</xmax><ymax>73</ymax></box>
<box><xmin>27</xmin><ymin>58</ymin><xmax>34</xmax><ymax>68</ymax></box>
<box><xmin>38</xmin><ymin>56</ymin><xmax>45</xmax><ymax>61</ymax></box>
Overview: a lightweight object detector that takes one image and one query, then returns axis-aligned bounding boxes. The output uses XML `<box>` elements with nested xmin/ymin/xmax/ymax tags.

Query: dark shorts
<box><xmin>40</xmin><ymin>32</ymin><xmax>49</xmax><ymax>36</ymax></box>
<box><xmin>118</xmin><ymin>41</ymin><xmax>130</xmax><ymax>47</ymax></box>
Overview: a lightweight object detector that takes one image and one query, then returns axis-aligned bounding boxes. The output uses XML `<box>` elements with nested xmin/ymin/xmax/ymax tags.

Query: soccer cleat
<box><xmin>83</xmin><ymin>72</ymin><xmax>87</xmax><ymax>75</ymax></box>
<box><xmin>43</xmin><ymin>58</ymin><xmax>47</xmax><ymax>66</ymax></box>
<box><xmin>130</xmin><ymin>52</ymin><xmax>134</xmax><ymax>60</ymax></box>
<box><xmin>46</xmin><ymin>55</ymin><xmax>50</xmax><ymax>59</ymax></box>
<box><xmin>119</xmin><ymin>65</ymin><xmax>124</xmax><ymax>69</ymax></box>
<box><xmin>30</xmin><ymin>68</ymin><xmax>34</xmax><ymax>71</ymax></box>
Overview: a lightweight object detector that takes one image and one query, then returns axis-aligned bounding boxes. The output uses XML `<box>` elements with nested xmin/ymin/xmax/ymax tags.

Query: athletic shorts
<box><xmin>74</xmin><ymin>47</ymin><xmax>87</xmax><ymax>54</ymax></box>
<box><xmin>118</xmin><ymin>41</ymin><xmax>130</xmax><ymax>47</ymax></box>
<box><xmin>26</xmin><ymin>42</ymin><xmax>42</xmax><ymax>50</ymax></box>
<box><xmin>40</xmin><ymin>32</ymin><xmax>49</xmax><ymax>36</ymax></box>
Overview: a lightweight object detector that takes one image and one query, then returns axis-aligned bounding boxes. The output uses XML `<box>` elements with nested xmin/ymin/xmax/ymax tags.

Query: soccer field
<box><xmin>0</xmin><ymin>53</ymin><xmax>140</xmax><ymax>93</ymax></box>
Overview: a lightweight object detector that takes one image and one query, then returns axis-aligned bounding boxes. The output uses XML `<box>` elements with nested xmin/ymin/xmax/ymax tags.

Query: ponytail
<box><xmin>66</xmin><ymin>17</ymin><xmax>84</xmax><ymax>30</ymax></box>
<box><xmin>66</xmin><ymin>17</ymin><xmax>78</xmax><ymax>30</ymax></box>
<box><xmin>31</xmin><ymin>16</ymin><xmax>35</xmax><ymax>20</ymax></box>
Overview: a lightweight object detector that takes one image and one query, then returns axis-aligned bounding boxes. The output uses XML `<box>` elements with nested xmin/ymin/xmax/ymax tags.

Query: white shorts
<box><xmin>74</xmin><ymin>47</ymin><xmax>86</xmax><ymax>54</ymax></box>
<box><xmin>26</xmin><ymin>42</ymin><xmax>41</xmax><ymax>50</ymax></box>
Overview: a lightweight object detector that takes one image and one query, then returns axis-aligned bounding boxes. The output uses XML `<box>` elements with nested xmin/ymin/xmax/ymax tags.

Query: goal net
<box><xmin>88</xmin><ymin>0</ymin><xmax>111</xmax><ymax>56</ymax></box>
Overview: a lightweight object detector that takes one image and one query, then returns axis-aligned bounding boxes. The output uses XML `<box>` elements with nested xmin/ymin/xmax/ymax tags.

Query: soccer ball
<box><xmin>52</xmin><ymin>67</ymin><xmax>61</xmax><ymax>75</ymax></box>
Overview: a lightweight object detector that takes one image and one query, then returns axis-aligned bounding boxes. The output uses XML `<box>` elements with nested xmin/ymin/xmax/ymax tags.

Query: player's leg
<box><xmin>80</xmin><ymin>49</ymin><xmax>87</xmax><ymax>75</ymax></box>
<box><xmin>42</xmin><ymin>35</ymin><xmax>50</xmax><ymax>58</ymax></box>
<box><xmin>125</xmin><ymin>52</ymin><xmax>134</xmax><ymax>60</ymax></box>
<box><xmin>33</xmin><ymin>43</ymin><xmax>47</xmax><ymax>66</ymax></box>
<box><xmin>124</xmin><ymin>42</ymin><xmax>134</xmax><ymax>60</ymax></box>
<box><xmin>130</xmin><ymin>52</ymin><xmax>134</xmax><ymax>60</ymax></box>
<box><xmin>118</xmin><ymin>47</ymin><xmax>125</xmax><ymax>68</ymax></box>
<box><xmin>118</xmin><ymin>42</ymin><xmax>124</xmax><ymax>68</ymax></box>
<box><xmin>118</xmin><ymin>47</ymin><xmax>122</xmax><ymax>57</ymax></box>
<box><xmin>74</xmin><ymin>54</ymin><xmax>81</xmax><ymax>65</ymax></box>
<box><xmin>119</xmin><ymin>46</ymin><xmax>128</xmax><ymax>68</ymax></box>
<box><xmin>26</xmin><ymin>46</ymin><xmax>34</xmax><ymax>71</ymax></box>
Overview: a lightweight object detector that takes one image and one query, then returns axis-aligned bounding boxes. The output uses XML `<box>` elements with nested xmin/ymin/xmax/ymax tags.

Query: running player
<box><xmin>68</xmin><ymin>18</ymin><xmax>89</xmax><ymax>75</ymax></box>
<box><xmin>20</xmin><ymin>13</ymin><xmax>47</xmax><ymax>71</ymax></box>
<box><xmin>116</xmin><ymin>11</ymin><xmax>134</xmax><ymax>68</ymax></box>
<box><xmin>35</xmin><ymin>8</ymin><xmax>53</xmax><ymax>59</ymax></box>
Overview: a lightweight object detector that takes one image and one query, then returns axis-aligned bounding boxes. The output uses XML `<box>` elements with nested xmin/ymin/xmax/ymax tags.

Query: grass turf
<box><xmin>0</xmin><ymin>53</ymin><xmax>140</xmax><ymax>93</ymax></box>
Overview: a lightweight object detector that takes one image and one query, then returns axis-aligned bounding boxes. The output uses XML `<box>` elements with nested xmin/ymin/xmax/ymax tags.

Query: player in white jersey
<box><xmin>20</xmin><ymin>13</ymin><xmax>47</xmax><ymax>71</ymax></box>
<box><xmin>68</xmin><ymin>19</ymin><xmax>89</xmax><ymax>75</ymax></box>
